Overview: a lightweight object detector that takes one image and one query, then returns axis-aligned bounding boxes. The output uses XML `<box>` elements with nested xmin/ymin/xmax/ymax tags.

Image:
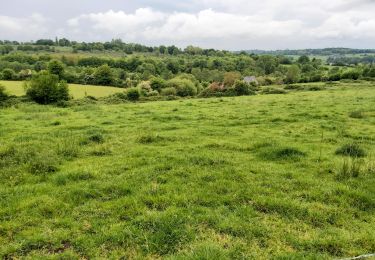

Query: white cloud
<box><xmin>2</xmin><ymin>0</ymin><xmax>375</xmax><ymax>49</ymax></box>
<box><xmin>65</xmin><ymin>3</ymin><xmax>375</xmax><ymax>49</ymax></box>
<box><xmin>0</xmin><ymin>13</ymin><xmax>49</xmax><ymax>39</ymax></box>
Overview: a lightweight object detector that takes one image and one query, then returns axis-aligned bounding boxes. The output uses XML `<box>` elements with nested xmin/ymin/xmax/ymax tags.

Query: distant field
<box><xmin>0</xmin><ymin>80</ymin><xmax>124</xmax><ymax>99</ymax></box>
<box><xmin>0</xmin><ymin>84</ymin><xmax>374</xmax><ymax>258</ymax></box>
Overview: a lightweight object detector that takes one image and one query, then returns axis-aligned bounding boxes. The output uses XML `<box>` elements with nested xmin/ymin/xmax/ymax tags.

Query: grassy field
<box><xmin>0</xmin><ymin>84</ymin><xmax>374</xmax><ymax>259</ymax></box>
<box><xmin>0</xmin><ymin>80</ymin><xmax>124</xmax><ymax>99</ymax></box>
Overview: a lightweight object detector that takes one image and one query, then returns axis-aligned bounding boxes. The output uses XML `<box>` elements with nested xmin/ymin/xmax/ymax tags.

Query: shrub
<box><xmin>233</xmin><ymin>80</ymin><xmax>255</xmax><ymax>96</ymax></box>
<box><xmin>341</xmin><ymin>70</ymin><xmax>361</xmax><ymax>80</ymax></box>
<box><xmin>335</xmin><ymin>144</ymin><xmax>366</xmax><ymax>158</ymax></box>
<box><xmin>1</xmin><ymin>68</ymin><xmax>16</xmax><ymax>80</ymax></box>
<box><xmin>126</xmin><ymin>87</ymin><xmax>140</xmax><ymax>101</ymax></box>
<box><xmin>47</xmin><ymin>60</ymin><xmax>65</xmax><ymax>79</ymax></box>
<box><xmin>0</xmin><ymin>85</ymin><xmax>9</xmax><ymax>102</ymax></box>
<box><xmin>166</xmin><ymin>78</ymin><xmax>197</xmax><ymax>97</ymax></box>
<box><xmin>137</xmin><ymin>81</ymin><xmax>152</xmax><ymax>96</ymax></box>
<box><xmin>198</xmin><ymin>82</ymin><xmax>231</xmax><ymax>97</ymax></box>
<box><xmin>150</xmin><ymin>77</ymin><xmax>166</xmax><ymax>92</ymax></box>
<box><xmin>161</xmin><ymin>87</ymin><xmax>177</xmax><ymax>96</ymax></box>
<box><xmin>94</xmin><ymin>64</ymin><xmax>115</xmax><ymax>86</ymax></box>
<box><xmin>328</xmin><ymin>73</ymin><xmax>341</xmax><ymax>81</ymax></box>
<box><xmin>25</xmin><ymin>72</ymin><xmax>70</xmax><ymax>104</ymax></box>
<box><xmin>223</xmin><ymin>71</ymin><xmax>241</xmax><ymax>87</ymax></box>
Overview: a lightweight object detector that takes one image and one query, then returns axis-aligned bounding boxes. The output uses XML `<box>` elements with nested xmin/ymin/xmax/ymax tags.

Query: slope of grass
<box><xmin>0</xmin><ymin>80</ymin><xmax>124</xmax><ymax>99</ymax></box>
<box><xmin>0</xmin><ymin>85</ymin><xmax>374</xmax><ymax>259</ymax></box>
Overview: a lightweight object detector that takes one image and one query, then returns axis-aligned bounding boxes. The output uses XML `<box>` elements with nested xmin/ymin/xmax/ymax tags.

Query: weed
<box><xmin>260</xmin><ymin>146</ymin><xmax>307</xmax><ymax>161</ymax></box>
<box><xmin>335</xmin><ymin>158</ymin><xmax>363</xmax><ymax>180</ymax></box>
<box><xmin>349</xmin><ymin>110</ymin><xmax>365</xmax><ymax>119</ymax></box>
<box><xmin>335</xmin><ymin>143</ymin><xmax>366</xmax><ymax>158</ymax></box>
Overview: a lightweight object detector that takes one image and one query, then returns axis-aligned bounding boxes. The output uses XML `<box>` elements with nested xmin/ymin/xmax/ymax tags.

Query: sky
<box><xmin>1</xmin><ymin>0</ymin><xmax>375</xmax><ymax>50</ymax></box>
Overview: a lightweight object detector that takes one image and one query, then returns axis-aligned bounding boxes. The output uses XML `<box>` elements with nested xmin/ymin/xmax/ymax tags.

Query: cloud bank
<box><xmin>1</xmin><ymin>0</ymin><xmax>375</xmax><ymax>50</ymax></box>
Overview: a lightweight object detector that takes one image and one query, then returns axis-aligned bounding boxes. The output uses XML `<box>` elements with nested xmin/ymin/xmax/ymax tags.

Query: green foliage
<box><xmin>285</xmin><ymin>65</ymin><xmax>301</xmax><ymax>84</ymax></box>
<box><xmin>150</xmin><ymin>77</ymin><xmax>166</xmax><ymax>92</ymax></box>
<box><xmin>94</xmin><ymin>64</ymin><xmax>115</xmax><ymax>86</ymax></box>
<box><xmin>223</xmin><ymin>71</ymin><xmax>241</xmax><ymax>87</ymax></box>
<box><xmin>25</xmin><ymin>72</ymin><xmax>70</xmax><ymax>104</ymax></box>
<box><xmin>341</xmin><ymin>70</ymin><xmax>361</xmax><ymax>80</ymax></box>
<box><xmin>1</xmin><ymin>68</ymin><xmax>16</xmax><ymax>80</ymax></box>
<box><xmin>47</xmin><ymin>60</ymin><xmax>65</xmax><ymax>79</ymax></box>
<box><xmin>233</xmin><ymin>80</ymin><xmax>255</xmax><ymax>96</ymax></box>
<box><xmin>161</xmin><ymin>87</ymin><xmax>177</xmax><ymax>96</ymax></box>
<box><xmin>298</xmin><ymin>55</ymin><xmax>310</xmax><ymax>64</ymax></box>
<box><xmin>0</xmin><ymin>84</ymin><xmax>9</xmax><ymax>101</ymax></box>
<box><xmin>126</xmin><ymin>87</ymin><xmax>140</xmax><ymax>101</ymax></box>
<box><xmin>166</xmin><ymin>78</ymin><xmax>197</xmax><ymax>97</ymax></box>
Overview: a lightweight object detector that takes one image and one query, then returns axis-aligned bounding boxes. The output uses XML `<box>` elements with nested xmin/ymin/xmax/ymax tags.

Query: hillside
<box><xmin>1</xmin><ymin>84</ymin><xmax>374</xmax><ymax>259</ymax></box>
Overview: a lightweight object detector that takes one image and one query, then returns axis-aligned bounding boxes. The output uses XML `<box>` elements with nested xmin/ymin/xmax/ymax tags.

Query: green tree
<box><xmin>150</xmin><ymin>77</ymin><xmax>166</xmax><ymax>92</ymax></box>
<box><xmin>25</xmin><ymin>72</ymin><xmax>69</xmax><ymax>104</ymax></box>
<box><xmin>2</xmin><ymin>69</ymin><xmax>16</xmax><ymax>80</ymax></box>
<box><xmin>233</xmin><ymin>80</ymin><xmax>254</xmax><ymax>96</ymax></box>
<box><xmin>285</xmin><ymin>65</ymin><xmax>301</xmax><ymax>84</ymax></box>
<box><xmin>223</xmin><ymin>72</ymin><xmax>241</xmax><ymax>87</ymax></box>
<box><xmin>256</xmin><ymin>55</ymin><xmax>278</xmax><ymax>75</ymax></box>
<box><xmin>48</xmin><ymin>60</ymin><xmax>65</xmax><ymax>79</ymax></box>
<box><xmin>166</xmin><ymin>78</ymin><xmax>197</xmax><ymax>97</ymax></box>
<box><xmin>298</xmin><ymin>55</ymin><xmax>310</xmax><ymax>64</ymax></box>
<box><xmin>126</xmin><ymin>87</ymin><xmax>140</xmax><ymax>101</ymax></box>
<box><xmin>94</xmin><ymin>64</ymin><xmax>115</xmax><ymax>86</ymax></box>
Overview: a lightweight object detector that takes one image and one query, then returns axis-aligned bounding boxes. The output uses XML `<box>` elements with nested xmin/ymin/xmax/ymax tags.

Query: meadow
<box><xmin>0</xmin><ymin>84</ymin><xmax>374</xmax><ymax>259</ymax></box>
<box><xmin>0</xmin><ymin>80</ymin><xmax>124</xmax><ymax>99</ymax></box>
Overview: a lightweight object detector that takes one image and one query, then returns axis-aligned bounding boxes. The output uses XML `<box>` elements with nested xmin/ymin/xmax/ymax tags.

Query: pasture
<box><xmin>0</xmin><ymin>85</ymin><xmax>374</xmax><ymax>259</ymax></box>
<box><xmin>0</xmin><ymin>80</ymin><xmax>124</xmax><ymax>99</ymax></box>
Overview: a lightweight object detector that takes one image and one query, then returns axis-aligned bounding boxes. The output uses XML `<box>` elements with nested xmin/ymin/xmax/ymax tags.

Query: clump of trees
<box><xmin>25</xmin><ymin>72</ymin><xmax>70</xmax><ymax>104</ymax></box>
<box><xmin>1</xmin><ymin>38</ymin><xmax>375</xmax><ymax>103</ymax></box>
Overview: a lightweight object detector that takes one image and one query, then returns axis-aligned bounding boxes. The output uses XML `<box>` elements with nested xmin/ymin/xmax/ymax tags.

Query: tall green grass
<box><xmin>0</xmin><ymin>84</ymin><xmax>374</xmax><ymax>258</ymax></box>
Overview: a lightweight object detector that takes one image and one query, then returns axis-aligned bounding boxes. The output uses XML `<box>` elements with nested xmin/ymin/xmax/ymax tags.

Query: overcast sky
<box><xmin>1</xmin><ymin>0</ymin><xmax>375</xmax><ymax>50</ymax></box>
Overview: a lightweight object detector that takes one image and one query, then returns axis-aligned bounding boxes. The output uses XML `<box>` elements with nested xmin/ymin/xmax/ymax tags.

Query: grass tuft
<box><xmin>260</xmin><ymin>146</ymin><xmax>307</xmax><ymax>161</ymax></box>
<box><xmin>335</xmin><ymin>143</ymin><xmax>366</xmax><ymax>158</ymax></box>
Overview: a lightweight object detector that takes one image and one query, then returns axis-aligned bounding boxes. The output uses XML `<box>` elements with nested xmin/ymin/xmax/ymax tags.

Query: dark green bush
<box><xmin>166</xmin><ymin>78</ymin><xmax>197</xmax><ymax>97</ymax></box>
<box><xmin>233</xmin><ymin>80</ymin><xmax>255</xmax><ymax>96</ymax></box>
<box><xmin>341</xmin><ymin>70</ymin><xmax>361</xmax><ymax>80</ymax></box>
<box><xmin>126</xmin><ymin>87</ymin><xmax>140</xmax><ymax>101</ymax></box>
<box><xmin>47</xmin><ymin>60</ymin><xmax>65</xmax><ymax>79</ymax></box>
<box><xmin>1</xmin><ymin>68</ymin><xmax>16</xmax><ymax>80</ymax></box>
<box><xmin>0</xmin><ymin>85</ymin><xmax>9</xmax><ymax>102</ymax></box>
<box><xmin>25</xmin><ymin>72</ymin><xmax>70</xmax><ymax>104</ymax></box>
<box><xmin>150</xmin><ymin>77</ymin><xmax>166</xmax><ymax>92</ymax></box>
<box><xmin>335</xmin><ymin>144</ymin><xmax>366</xmax><ymax>158</ymax></box>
